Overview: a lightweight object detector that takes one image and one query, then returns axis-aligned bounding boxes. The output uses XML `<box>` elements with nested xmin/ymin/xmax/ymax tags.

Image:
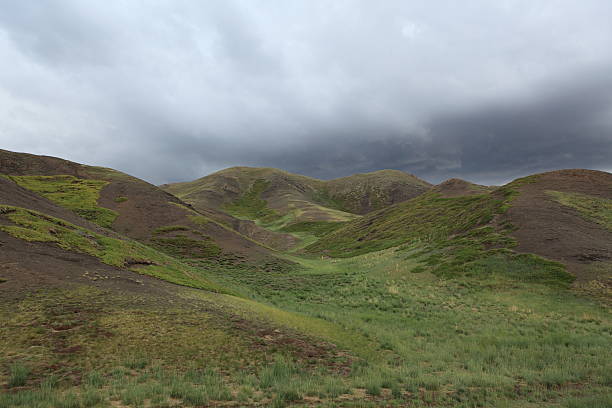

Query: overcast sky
<box><xmin>1</xmin><ymin>1</ymin><xmax>611</xmax><ymax>185</ymax></box>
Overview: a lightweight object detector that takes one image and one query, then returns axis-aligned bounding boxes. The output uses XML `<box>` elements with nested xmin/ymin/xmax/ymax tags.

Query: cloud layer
<box><xmin>0</xmin><ymin>1</ymin><xmax>611</xmax><ymax>184</ymax></box>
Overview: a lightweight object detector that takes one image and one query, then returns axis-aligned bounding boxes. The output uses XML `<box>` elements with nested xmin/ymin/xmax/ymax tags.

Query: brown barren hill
<box><xmin>504</xmin><ymin>169</ymin><xmax>612</xmax><ymax>281</ymax></box>
<box><xmin>0</xmin><ymin>149</ymin><xmax>278</xmax><ymax>261</ymax></box>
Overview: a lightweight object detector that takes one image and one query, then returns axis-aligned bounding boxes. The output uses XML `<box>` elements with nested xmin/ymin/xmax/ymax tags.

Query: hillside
<box><xmin>161</xmin><ymin>167</ymin><xmax>431</xmax><ymax>247</ymax></box>
<box><xmin>308</xmin><ymin>169</ymin><xmax>612</xmax><ymax>284</ymax></box>
<box><xmin>0</xmin><ymin>177</ymin><xmax>362</xmax><ymax>407</ymax></box>
<box><xmin>324</xmin><ymin>169</ymin><xmax>433</xmax><ymax>214</ymax></box>
<box><xmin>430</xmin><ymin>178</ymin><xmax>492</xmax><ymax>197</ymax></box>
<box><xmin>0</xmin><ymin>149</ymin><xmax>288</xmax><ymax>259</ymax></box>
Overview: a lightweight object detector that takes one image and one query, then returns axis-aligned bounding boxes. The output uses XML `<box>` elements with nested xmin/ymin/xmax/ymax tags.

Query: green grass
<box><xmin>0</xmin><ymin>205</ymin><xmax>227</xmax><ymax>292</ymax></box>
<box><xmin>151</xmin><ymin>235</ymin><xmax>222</xmax><ymax>258</ymax></box>
<box><xmin>195</xmin><ymin>247</ymin><xmax>611</xmax><ymax>407</ymax></box>
<box><xmin>307</xmin><ymin>175</ymin><xmax>540</xmax><ymax>259</ymax></box>
<box><xmin>1</xmin><ymin>244</ymin><xmax>610</xmax><ymax>406</ymax></box>
<box><xmin>8</xmin><ymin>363</ymin><xmax>30</xmax><ymax>387</ymax></box>
<box><xmin>6</xmin><ymin>175</ymin><xmax>118</xmax><ymax>227</ymax></box>
<box><xmin>307</xmin><ymin>189</ymin><xmax>512</xmax><ymax>258</ymax></box>
<box><xmin>302</xmin><ymin>177</ymin><xmax>575</xmax><ymax>286</ymax></box>
<box><xmin>152</xmin><ymin>225</ymin><xmax>191</xmax><ymax>234</ymax></box>
<box><xmin>1</xmin><ymin>170</ymin><xmax>610</xmax><ymax>406</ymax></box>
<box><xmin>223</xmin><ymin>179</ymin><xmax>279</xmax><ymax>221</ymax></box>
<box><xmin>548</xmin><ymin>190</ymin><xmax>612</xmax><ymax>231</ymax></box>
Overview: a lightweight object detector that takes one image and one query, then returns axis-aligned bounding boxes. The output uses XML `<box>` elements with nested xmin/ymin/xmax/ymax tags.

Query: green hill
<box><xmin>161</xmin><ymin>167</ymin><xmax>431</xmax><ymax>247</ymax></box>
<box><xmin>308</xmin><ymin>169</ymin><xmax>612</xmax><ymax>284</ymax></box>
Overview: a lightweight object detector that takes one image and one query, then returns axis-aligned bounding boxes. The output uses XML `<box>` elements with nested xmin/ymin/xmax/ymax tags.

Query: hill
<box><xmin>308</xmin><ymin>169</ymin><xmax>612</xmax><ymax>284</ymax></box>
<box><xmin>161</xmin><ymin>167</ymin><xmax>431</xmax><ymax>246</ymax></box>
<box><xmin>430</xmin><ymin>178</ymin><xmax>492</xmax><ymax>197</ymax></box>
<box><xmin>0</xmin><ymin>176</ymin><xmax>361</xmax><ymax>407</ymax></box>
<box><xmin>1</xmin><ymin>150</ymin><xmax>610</xmax><ymax>407</ymax></box>
<box><xmin>0</xmin><ymin>149</ymin><xmax>287</xmax><ymax>259</ymax></box>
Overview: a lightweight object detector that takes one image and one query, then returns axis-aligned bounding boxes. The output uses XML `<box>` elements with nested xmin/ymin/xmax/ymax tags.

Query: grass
<box><xmin>302</xmin><ymin>176</ymin><xmax>575</xmax><ymax>286</ymax></box>
<box><xmin>6</xmin><ymin>175</ymin><xmax>118</xmax><ymax>227</ymax></box>
<box><xmin>0</xmin><ymin>205</ymin><xmax>227</xmax><ymax>292</ymax></box>
<box><xmin>192</xmin><ymin>245</ymin><xmax>611</xmax><ymax>406</ymax></box>
<box><xmin>223</xmin><ymin>179</ymin><xmax>279</xmax><ymax>221</ymax></box>
<box><xmin>8</xmin><ymin>363</ymin><xmax>29</xmax><ymax>387</ymax></box>
<box><xmin>280</xmin><ymin>221</ymin><xmax>346</xmax><ymax>237</ymax></box>
<box><xmin>547</xmin><ymin>190</ymin><xmax>612</xmax><ymax>231</ymax></box>
<box><xmin>1</xmin><ymin>244</ymin><xmax>610</xmax><ymax>406</ymax></box>
<box><xmin>1</xmin><ymin>170</ymin><xmax>610</xmax><ymax>406</ymax></box>
<box><xmin>152</xmin><ymin>235</ymin><xmax>222</xmax><ymax>258</ymax></box>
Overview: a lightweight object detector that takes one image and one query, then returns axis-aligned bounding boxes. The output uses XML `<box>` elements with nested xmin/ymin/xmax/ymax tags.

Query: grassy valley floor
<box><xmin>186</xmin><ymin>247</ymin><xmax>611</xmax><ymax>407</ymax></box>
<box><xmin>1</xmin><ymin>246</ymin><xmax>611</xmax><ymax>407</ymax></box>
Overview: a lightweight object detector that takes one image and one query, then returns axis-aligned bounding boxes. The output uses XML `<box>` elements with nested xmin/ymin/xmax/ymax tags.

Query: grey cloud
<box><xmin>0</xmin><ymin>1</ymin><xmax>611</xmax><ymax>185</ymax></box>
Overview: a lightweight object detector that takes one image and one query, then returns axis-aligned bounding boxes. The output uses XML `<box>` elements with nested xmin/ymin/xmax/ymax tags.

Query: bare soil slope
<box><xmin>506</xmin><ymin>169</ymin><xmax>612</xmax><ymax>281</ymax></box>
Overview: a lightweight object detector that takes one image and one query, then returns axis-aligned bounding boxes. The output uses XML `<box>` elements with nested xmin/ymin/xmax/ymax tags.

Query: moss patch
<box><xmin>7</xmin><ymin>175</ymin><xmax>118</xmax><ymax>228</ymax></box>
<box><xmin>547</xmin><ymin>190</ymin><xmax>612</xmax><ymax>231</ymax></box>
<box><xmin>223</xmin><ymin>179</ymin><xmax>279</xmax><ymax>221</ymax></box>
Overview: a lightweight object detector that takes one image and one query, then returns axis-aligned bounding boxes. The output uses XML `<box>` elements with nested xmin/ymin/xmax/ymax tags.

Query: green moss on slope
<box><xmin>223</xmin><ymin>179</ymin><xmax>279</xmax><ymax>221</ymax></box>
<box><xmin>6</xmin><ymin>175</ymin><xmax>118</xmax><ymax>228</ymax></box>
<box><xmin>0</xmin><ymin>205</ymin><xmax>227</xmax><ymax>292</ymax></box>
<box><xmin>547</xmin><ymin>190</ymin><xmax>612</xmax><ymax>231</ymax></box>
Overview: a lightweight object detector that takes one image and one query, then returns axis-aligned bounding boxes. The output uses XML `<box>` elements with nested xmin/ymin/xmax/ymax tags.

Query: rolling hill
<box><xmin>308</xmin><ymin>169</ymin><xmax>612</xmax><ymax>285</ymax></box>
<box><xmin>1</xmin><ymin>149</ymin><xmax>610</xmax><ymax>407</ymax></box>
<box><xmin>0</xmin><ymin>149</ymin><xmax>288</xmax><ymax>259</ymax></box>
<box><xmin>161</xmin><ymin>167</ymin><xmax>431</xmax><ymax>247</ymax></box>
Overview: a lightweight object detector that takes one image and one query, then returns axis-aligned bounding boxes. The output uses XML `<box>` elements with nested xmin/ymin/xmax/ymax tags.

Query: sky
<box><xmin>0</xmin><ymin>1</ymin><xmax>611</xmax><ymax>185</ymax></box>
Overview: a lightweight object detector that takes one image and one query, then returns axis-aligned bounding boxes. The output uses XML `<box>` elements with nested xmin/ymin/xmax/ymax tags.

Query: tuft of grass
<box><xmin>259</xmin><ymin>355</ymin><xmax>298</xmax><ymax>389</ymax></box>
<box><xmin>7</xmin><ymin>174</ymin><xmax>118</xmax><ymax>227</ymax></box>
<box><xmin>114</xmin><ymin>196</ymin><xmax>128</xmax><ymax>203</ymax></box>
<box><xmin>8</xmin><ymin>362</ymin><xmax>30</xmax><ymax>387</ymax></box>
<box><xmin>153</xmin><ymin>225</ymin><xmax>191</xmax><ymax>234</ymax></box>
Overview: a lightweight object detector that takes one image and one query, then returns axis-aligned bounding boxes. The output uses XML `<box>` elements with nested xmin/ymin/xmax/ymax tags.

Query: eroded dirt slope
<box><xmin>505</xmin><ymin>169</ymin><xmax>612</xmax><ymax>281</ymax></box>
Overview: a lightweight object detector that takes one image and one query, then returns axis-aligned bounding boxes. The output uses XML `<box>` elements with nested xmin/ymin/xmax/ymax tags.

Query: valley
<box><xmin>0</xmin><ymin>149</ymin><xmax>610</xmax><ymax>407</ymax></box>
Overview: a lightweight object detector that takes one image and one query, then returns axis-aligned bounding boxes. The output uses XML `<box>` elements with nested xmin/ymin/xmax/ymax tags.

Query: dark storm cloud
<box><xmin>0</xmin><ymin>1</ymin><xmax>611</xmax><ymax>185</ymax></box>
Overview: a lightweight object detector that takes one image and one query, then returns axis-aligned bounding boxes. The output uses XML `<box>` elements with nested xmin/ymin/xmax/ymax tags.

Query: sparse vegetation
<box><xmin>280</xmin><ymin>220</ymin><xmax>346</xmax><ymax>237</ymax></box>
<box><xmin>0</xmin><ymin>205</ymin><xmax>226</xmax><ymax>292</ymax></box>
